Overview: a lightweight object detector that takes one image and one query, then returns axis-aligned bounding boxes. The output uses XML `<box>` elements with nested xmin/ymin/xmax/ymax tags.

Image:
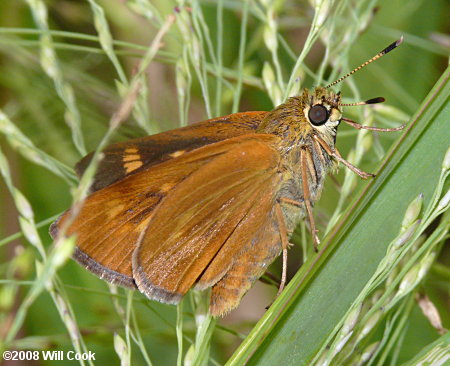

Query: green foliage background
<box><xmin>0</xmin><ymin>0</ymin><xmax>448</xmax><ymax>365</ymax></box>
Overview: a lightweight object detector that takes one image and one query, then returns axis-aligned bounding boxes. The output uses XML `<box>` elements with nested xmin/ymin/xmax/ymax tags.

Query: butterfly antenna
<box><xmin>325</xmin><ymin>36</ymin><xmax>403</xmax><ymax>89</ymax></box>
<box><xmin>340</xmin><ymin>97</ymin><xmax>385</xmax><ymax>106</ymax></box>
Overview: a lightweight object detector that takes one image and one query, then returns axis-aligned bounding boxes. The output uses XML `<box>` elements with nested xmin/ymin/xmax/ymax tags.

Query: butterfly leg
<box><xmin>278</xmin><ymin>147</ymin><xmax>321</xmax><ymax>250</ymax></box>
<box><xmin>298</xmin><ymin>147</ymin><xmax>321</xmax><ymax>250</ymax></box>
<box><xmin>275</xmin><ymin>203</ymin><xmax>290</xmax><ymax>296</ymax></box>
<box><xmin>313</xmin><ymin>135</ymin><xmax>375</xmax><ymax>179</ymax></box>
<box><xmin>279</xmin><ymin>197</ymin><xmax>320</xmax><ymax>252</ymax></box>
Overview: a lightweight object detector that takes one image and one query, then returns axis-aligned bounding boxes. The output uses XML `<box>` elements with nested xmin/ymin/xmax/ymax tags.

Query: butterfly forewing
<box><xmin>76</xmin><ymin>112</ymin><xmax>268</xmax><ymax>193</ymax></box>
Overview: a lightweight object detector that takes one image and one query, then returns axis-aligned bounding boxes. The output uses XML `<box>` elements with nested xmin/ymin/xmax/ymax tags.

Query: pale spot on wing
<box><xmin>125</xmin><ymin>148</ymin><xmax>138</xmax><ymax>154</ymax></box>
<box><xmin>135</xmin><ymin>216</ymin><xmax>152</xmax><ymax>232</ymax></box>
<box><xmin>125</xmin><ymin>161</ymin><xmax>143</xmax><ymax>173</ymax></box>
<box><xmin>123</xmin><ymin>154</ymin><xmax>141</xmax><ymax>162</ymax></box>
<box><xmin>106</xmin><ymin>201</ymin><xmax>125</xmax><ymax>218</ymax></box>
<box><xmin>161</xmin><ymin>182</ymin><xmax>176</xmax><ymax>192</ymax></box>
<box><xmin>169</xmin><ymin>150</ymin><xmax>186</xmax><ymax>158</ymax></box>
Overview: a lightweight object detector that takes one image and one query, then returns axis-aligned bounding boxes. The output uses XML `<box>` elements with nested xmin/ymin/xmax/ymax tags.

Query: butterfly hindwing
<box><xmin>210</xmin><ymin>210</ymin><xmax>282</xmax><ymax>316</ymax></box>
<box><xmin>132</xmin><ymin>134</ymin><xmax>283</xmax><ymax>305</ymax></box>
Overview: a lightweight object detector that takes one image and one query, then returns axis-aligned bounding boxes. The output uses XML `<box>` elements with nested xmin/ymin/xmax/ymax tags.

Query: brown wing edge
<box><xmin>132</xmin><ymin>231</ymin><xmax>183</xmax><ymax>304</ymax></box>
<box><xmin>73</xmin><ymin>248</ymin><xmax>136</xmax><ymax>288</ymax></box>
<box><xmin>49</xmin><ymin>213</ymin><xmax>137</xmax><ymax>289</ymax></box>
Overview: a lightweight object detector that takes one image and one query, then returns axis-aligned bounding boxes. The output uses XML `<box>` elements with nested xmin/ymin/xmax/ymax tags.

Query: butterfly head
<box><xmin>303</xmin><ymin>86</ymin><xmax>342</xmax><ymax>143</ymax></box>
<box><xmin>257</xmin><ymin>87</ymin><xmax>343</xmax><ymax>149</ymax></box>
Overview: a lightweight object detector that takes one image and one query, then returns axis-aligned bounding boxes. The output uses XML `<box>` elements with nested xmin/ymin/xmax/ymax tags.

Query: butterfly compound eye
<box><xmin>308</xmin><ymin>104</ymin><xmax>329</xmax><ymax>126</ymax></box>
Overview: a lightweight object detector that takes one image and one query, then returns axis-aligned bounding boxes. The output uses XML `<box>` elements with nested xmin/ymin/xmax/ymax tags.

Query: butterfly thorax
<box><xmin>258</xmin><ymin>87</ymin><xmax>343</xmax><ymax>232</ymax></box>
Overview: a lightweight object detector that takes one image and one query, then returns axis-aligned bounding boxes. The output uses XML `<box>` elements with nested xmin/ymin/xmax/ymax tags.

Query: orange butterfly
<box><xmin>50</xmin><ymin>38</ymin><xmax>404</xmax><ymax>316</ymax></box>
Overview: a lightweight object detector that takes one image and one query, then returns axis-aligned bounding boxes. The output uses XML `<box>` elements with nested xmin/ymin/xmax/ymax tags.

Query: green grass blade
<box><xmin>400</xmin><ymin>331</ymin><xmax>450</xmax><ymax>366</ymax></box>
<box><xmin>228</xmin><ymin>66</ymin><xmax>449</xmax><ymax>366</ymax></box>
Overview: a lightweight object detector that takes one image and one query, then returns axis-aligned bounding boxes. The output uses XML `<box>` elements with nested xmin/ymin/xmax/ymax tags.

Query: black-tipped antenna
<box><xmin>340</xmin><ymin>97</ymin><xmax>385</xmax><ymax>107</ymax></box>
<box><xmin>325</xmin><ymin>37</ymin><xmax>404</xmax><ymax>89</ymax></box>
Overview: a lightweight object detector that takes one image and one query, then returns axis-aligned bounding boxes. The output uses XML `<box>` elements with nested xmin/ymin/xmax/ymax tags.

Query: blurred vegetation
<box><xmin>0</xmin><ymin>0</ymin><xmax>448</xmax><ymax>365</ymax></box>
